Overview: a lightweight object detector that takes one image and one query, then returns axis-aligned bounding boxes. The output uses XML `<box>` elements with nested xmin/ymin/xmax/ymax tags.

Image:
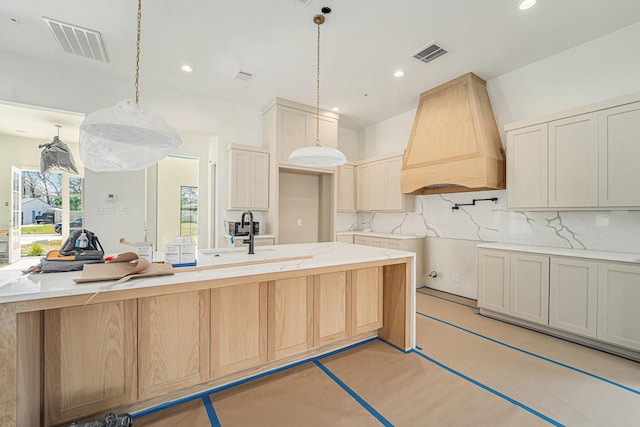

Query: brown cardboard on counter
<box><xmin>74</xmin><ymin>252</ymin><xmax>174</xmax><ymax>283</ymax></box>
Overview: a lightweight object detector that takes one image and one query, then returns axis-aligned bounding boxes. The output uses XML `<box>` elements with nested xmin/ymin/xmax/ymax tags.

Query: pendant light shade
<box><xmin>288</xmin><ymin>11</ymin><xmax>346</xmax><ymax>168</ymax></box>
<box><xmin>288</xmin><ymin>145</ymin><xmax>346</xmax><ymax>167</ymax></box>
<box><xmin>79</xmin><ymin>100</ymin><xmax>181</xmax><ymax>171</ymax></box>
<box><xmin>79</xmin><ymin>0</ymin><xmax>181</xmax><ymax>172</ymax></box>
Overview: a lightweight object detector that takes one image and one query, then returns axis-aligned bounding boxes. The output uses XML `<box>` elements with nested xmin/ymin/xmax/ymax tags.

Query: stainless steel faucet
<box><xmin>241</xmin><ymin>210</ymin><xmax>255</xmax><ymax>254</ymax></box>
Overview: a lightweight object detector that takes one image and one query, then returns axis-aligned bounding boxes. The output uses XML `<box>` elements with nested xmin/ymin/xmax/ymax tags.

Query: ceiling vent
<box><xmin>295</xmin><ymin>0</ymin><xmax>313</xmax><ymax>6</ymax></box>
<box><xmin>234</xmin><ymin>70</ymin><xmax>254</xmax><ymax>82</ymax></box>
<box><xmin>43</xmin><ymin>17</ymin><xmax>108</xmax><ymax>62</ymax></box>
<box><xmin>412</xmin><ymin>42</ymin><xmax>447</xmax><ymax>64</ymax></box>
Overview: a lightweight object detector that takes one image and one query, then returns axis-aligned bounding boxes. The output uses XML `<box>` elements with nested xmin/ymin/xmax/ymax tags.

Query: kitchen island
<box><xmin>0</xmin><ymin>242</ymin><xmax>415</xmax><ymax>426</ymax></box>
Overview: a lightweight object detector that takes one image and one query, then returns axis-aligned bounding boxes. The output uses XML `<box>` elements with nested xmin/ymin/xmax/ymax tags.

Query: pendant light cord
<box><xmin>135</xmin><ymin>0</ymin><xmax>142</xmax><ymax>106</ymax></box>
<box><xmin>315</xmin><ymin>17</ymin><xmax>321</xmax><ymax>147</ymax></box>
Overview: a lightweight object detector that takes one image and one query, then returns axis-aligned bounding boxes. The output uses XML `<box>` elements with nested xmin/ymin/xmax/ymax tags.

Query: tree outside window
<box><xmin>180</xmin><ymin>186</ymin><xmax>198</xmax><ymax>240</ymax></box>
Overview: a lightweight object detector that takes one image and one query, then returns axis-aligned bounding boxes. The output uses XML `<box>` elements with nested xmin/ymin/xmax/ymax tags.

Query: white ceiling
<box><xmin>1</xmin><ymin>0</ymin><xmax>640</xmax><ymax>137</ymax></box>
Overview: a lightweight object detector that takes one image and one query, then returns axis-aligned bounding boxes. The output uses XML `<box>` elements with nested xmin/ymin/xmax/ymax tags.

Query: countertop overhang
<box><xmin>0</xmin><ymin>242</ymin><xmax>415</xmax><ymax>305</ymax></box>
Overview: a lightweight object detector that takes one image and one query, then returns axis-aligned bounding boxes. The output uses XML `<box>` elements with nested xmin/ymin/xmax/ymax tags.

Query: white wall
<box><xmin>342</xmin><ymin>21</ymin><xmax>640</xmax><ymax>298</ymax></box>
<box><xmin>338</xmin><ymin>127</ymin><xmax>359</xmax><ymax>161</ymax></box>
<box><xmin>0</xmin><ymin>50</ymin><xmax>264</xmax><ymax>250</ymax></box>
<box><xmin>488</xmin><ymin>21</ymin><xmax>640</xmax><ymax>141</ymax></box>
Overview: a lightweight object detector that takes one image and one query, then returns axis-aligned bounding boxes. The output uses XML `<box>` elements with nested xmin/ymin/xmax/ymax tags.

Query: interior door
<box><xmin>10</xmin><ymin>166</ymin><xmax>21</xmax><ymax>263</ymax></box>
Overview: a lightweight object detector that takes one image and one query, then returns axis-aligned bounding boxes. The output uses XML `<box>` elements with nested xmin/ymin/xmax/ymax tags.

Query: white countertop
<box><xmin>223</xmin><ymin>234</ymin><xmax>276</xmax><ymax>239</ymax></box>
<box><xmin>0</xmin><ymin>242</ymin><xmax>415</xmax><ymax>304</ymax></box>
<box><xmin>336</xmin><ymin>231</ymin><xmax>421</xmax><ymax>240</ymax></box>
<box><xmin>478</xmin><ymin>242</ymin><xmax>640</xmax><ymax>264</ymax></box>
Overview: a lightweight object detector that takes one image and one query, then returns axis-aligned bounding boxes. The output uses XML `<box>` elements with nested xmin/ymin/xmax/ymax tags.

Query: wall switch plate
<box><xmin>94</xmin><ymin>205</ymin><xmax>115</xmax><ymax>215</ymax></box>
<box><xmin>297</xmin><ymin>219</ymin><xmax>302</xmax><ymax>226</ymax></box>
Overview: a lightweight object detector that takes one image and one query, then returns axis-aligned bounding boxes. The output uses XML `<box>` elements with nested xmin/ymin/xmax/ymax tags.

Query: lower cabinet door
<box><xmin>478</xmin><ymin>249</ymin><xmax>511</xmax><ymax>314</ymax></box>
<box><xmin>510</xmin><ymin>253</ymin><xmax>550</xmax><ymax>325</ymax></box>
<box><xmin>44</xmin><ymin>301</ymin><xmax>137</xmax><ymax>426</ymax></box>
<box><xmin>138</xmin><ymin>291</ymin><xmax>210</xmax><ymax>399</ymax></box>
<box><xmin>549</xmin><ymin>257</ymin><xmax>597</xmax><ymax>338</ymax></box>
<box><xmin>314</xmin><ymin>271</ymin><xmax>352</xmax><ymax>346</ymax></box>
<box><xmin>211</xmin><ymin>282</ymin><xmax>267</xmax><ymax>377</ymax></box>
<box><xmin>267</xmin><ymin>277</ymin><xmax>314</xmax><ymax>361</ymax></box>
<box><xmin>352</xmin><ymin>267</ymin><xmax>383</xmax><ymax>334</ymax></box>
<box><xmin>597</xmin><ymin>262</ymin><xmax>640</xmax><ymax>351</ymax></box>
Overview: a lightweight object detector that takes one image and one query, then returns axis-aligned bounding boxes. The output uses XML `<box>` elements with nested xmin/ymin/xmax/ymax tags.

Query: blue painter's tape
<box><xmin>416</xmin><ymin>345</ymin><xmax>423</xmax><ymax>351</ymax></box>
<box><xmin>420</xmin><ymin>286</ymin><xmax>478</xmax><ymax>302</ymax></box>
<box><xmin>314</xmin><ymin>360</ymin><xmax>393</xmax><ymax>427</ymax></box>
<box><xmin>412</xmin><ymin>349</ymin><xmax>564</xmax><ymax>426</ymax></box>
<box><xmin>202</xmin><ymin>396</ymin><xmax>221</xmax><ymax>427</ymax></box>
<box><xmin>377</xmin><ymin>337</ymin><xmax>413</xmax><ymax>354</ymax></box>
<box><xmin>417</xmin><ymin>311</ymin><xmax>640</xmax><ymax>395</ymax></box>
<box><xmin>132</xmin><ymin>337</ymin><xmax>378</xmax><ymax>419</ymax></box>
<box><xmin>475</xmin><ymin>312</ymin><xmax>640</xmax><ymax>366</ymax></box>
<box><xmin>416</xmin><ymin>290</ymin><xmax>478</xmax><ymax>310</ymax></box>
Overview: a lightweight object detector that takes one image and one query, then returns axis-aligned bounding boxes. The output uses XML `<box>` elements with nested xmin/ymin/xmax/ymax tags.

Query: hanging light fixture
<box><xmin>39</xmin><ymin>125</ymin><xmax>79</xmax><ymax>176</ymax></box>
<box><xmin>288</xmin><ymin>11</ymin><xmax>347</xmax><ymax>167</ymax></box>
<box><xmin>79</xmin><ymin>0</ymin><xmax>182</xmax><ymax>172</ymax></box>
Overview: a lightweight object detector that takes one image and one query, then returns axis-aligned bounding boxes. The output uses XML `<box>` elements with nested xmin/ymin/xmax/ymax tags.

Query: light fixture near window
<box><xmin>79</xmin><ymin>0</ymin><xmax>182</xmax><ymax>172</ymax></box>
<box><xmin>288</xmin><ymin>10</ymin><xmax>346</xmax><ymax>168</ymax></box>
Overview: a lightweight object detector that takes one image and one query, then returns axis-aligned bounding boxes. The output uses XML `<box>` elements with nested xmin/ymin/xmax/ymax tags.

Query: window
<box><xmin>180</xmin><ymin>186</ymin><xmax>198</xmax><ymax>238</ymax></box>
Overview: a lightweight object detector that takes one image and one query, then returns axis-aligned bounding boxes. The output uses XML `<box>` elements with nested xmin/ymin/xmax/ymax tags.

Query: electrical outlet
<box><xmin>297</xmin><ymin>219</ymin><xmax>302</xmax><ymax>226</ymax></box>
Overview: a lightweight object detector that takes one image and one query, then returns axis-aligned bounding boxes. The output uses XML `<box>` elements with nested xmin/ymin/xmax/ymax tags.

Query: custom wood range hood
<box><xmin>401</xmin><ymin>73</ymin><xmax>505</xmax><ymax>195</ymax></box>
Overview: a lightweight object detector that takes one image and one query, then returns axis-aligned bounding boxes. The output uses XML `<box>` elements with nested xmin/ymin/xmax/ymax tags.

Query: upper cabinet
<box><xmin>263</xmin><ymin>98</ymin><xmax>339</xmax><ymax>167</ymax></box>
<box><xmin>227</xmin><ymin>144</ymin><xmax>270</xmax><ymax>210</ymax></box>
<box><xmin>356</xmin><ymin>153</ymin><xmax>415</xmax><ymax>212</ymax></box>
<box><xmin>506</xmin><ymin>96</ymin><xmax>640</xmax><ymax>210</ymax></box>
<box><xmin>598</xmin><ymin>102</ymin><xmax>640</xmax><ymax>207</ymax></box>
<box><xmin>337</xmin><ymin>164</ymin><xmax>356</xmax><ymax>212</ymax></box>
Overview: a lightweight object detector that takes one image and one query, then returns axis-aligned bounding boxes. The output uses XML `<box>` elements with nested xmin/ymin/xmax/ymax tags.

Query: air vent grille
<box><xmin>43</xmin><ymin>17</ymin><xmax>108</xmax><ymax>62</ymax></box>
<box><xmin>234</xmin><ymin>70</ymin><xmax>254</xmax><ymax>82</ymax></box>
<box><xmin>413</xmin><ymin>42</ymin><xmax>447</xmax><ymax>64</ymax></box>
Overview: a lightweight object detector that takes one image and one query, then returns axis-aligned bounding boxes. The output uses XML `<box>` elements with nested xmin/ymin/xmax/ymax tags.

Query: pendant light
<box><xmin>39</xmin><ymin>125</ymin><xmax>79</xmax><ymax>175</ymax></box>
<box><xmin>79</xmin><ymin>0</ymin><xmax>182</xmax><ymax>172</ymax></box>
<box><xmin>288</xmin><ymin>12</ymin><xmax>346</xmax><ymax>168</ymax></box>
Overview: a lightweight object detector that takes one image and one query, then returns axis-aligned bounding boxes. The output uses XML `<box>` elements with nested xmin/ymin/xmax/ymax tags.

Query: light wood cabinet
<box><xmin>352</xmin><ymin>267</ymin><xmax>384</xmax><ymax>335</ymax></box>
<box><xmin>211</xmin><ymin>282</ymin><xmax>267</xmax><ymax>377</ymax></box>
<box><xmin>267</xmin><ymin>277</ymin><xmax>314</xmax><ymax>361</ymax></box>
<box><xmin>44</xmin><ymin>301</ymin><xmax>137</xmax><ymax>426</ymax></box>
<box><xmin>356</xmin><ymin>154</ymin><xmax>415</xmax><ymax>212</ymax></box>
<box><xmin>356</xmin><ymin>163</ymin><xmax>370</xmax><ymax>211</ymax></box>
<box><xmin>263</xmin><ymin>100</ymin><xmax>339</xmax><ymax>166</ymax></box>
<box><xmin>549</xmin><ymin>257</ymin><xmax>597</xmax><ymax>338</ymax></box>
<box><xmin>337</xmin><ymin>164</ymin><xmax>356</xmax><ymax>212</ymax></box>
<box><xmin>509</xmin><ymin>253</ymin><xmax>549</xmax><ymax>325</ymax></box>
<box><xmin>335</xmin><ymin>234</ymin><xmax>354</xmax><ymax>244</ymax></box>
<box><xmin>352</xmin><ymin>234</ymin><xmax>425</xmax><ymax>284</ymax></box>
<box><xmin>598</xmin><ymin>102</ymin><xmax>640</xmax><ymax>207</ymax></box>
<box><xmin>227</xmin><ymin>145</ymin><xmax>269</xmax><ymax>210</ymax></box>
<box><xmin>225</xmin><ymin>235</ymin><xmax>276</xmax><ymax>248</ymax></box>
<box><xmin>506</xmin><ymin>123</ymin><xmax>548</xmax><ymax>209</ymax></box>
<box><xmin>478</xmin><ymin>249</ymin><xmax>510</xmax><ymax>315</ymax></box>
<box><xmin>548</xmin><ymin>113</ymin><xmax>599</xmax><ymax>207</ymax></box>
<box><xmin>597</xmin><ymin>262</ymin><xmax>640</xmax><ymax>351</ymax></box>
<box><xmin>314</xmin><ymin>271</ymin><xmax>352</xmax><ymax>346</ymax></box>
<box><xmin>138</xmin><ymin>291</ymin><xmax>210</xmax><ymax>400</ymax></box>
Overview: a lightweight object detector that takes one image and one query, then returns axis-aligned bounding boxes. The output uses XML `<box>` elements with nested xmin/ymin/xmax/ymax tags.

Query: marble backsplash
<box><xmin>336</xmin><ymin>190</ymin><xmax>640</xmax><ymax>254</ymax></box>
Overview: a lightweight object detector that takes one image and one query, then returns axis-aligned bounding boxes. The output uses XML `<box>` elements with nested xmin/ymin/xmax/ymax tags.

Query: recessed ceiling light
<box><xmin>519</xmin><ymin>0</ymin><xmax>536</xmax><ymax>10</ymax></box>
<box><xmin>394</xmin><ymin>70</ymin><xmax>405</xmax><ymax>78</ymax></box>
<box><xmin>181</xmin><ymin>65</ymin><xmax>193</xmax><ymax>72</ymax></box>
<box><xmin>332</xmin><ymin>107</ymin><xmax>339</xmax><ymax>112</ymax></box>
